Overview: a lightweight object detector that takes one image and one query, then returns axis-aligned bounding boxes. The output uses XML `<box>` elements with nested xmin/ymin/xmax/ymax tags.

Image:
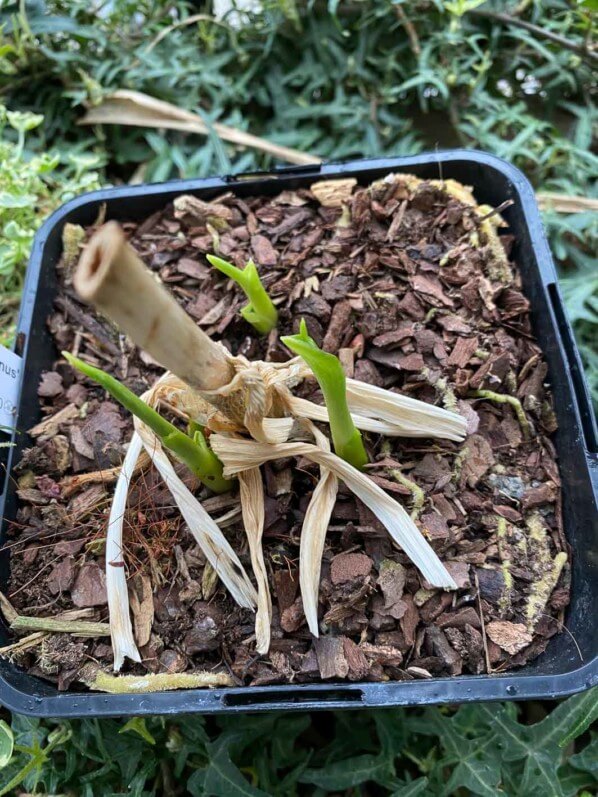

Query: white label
<box><xmin>0</xmin><ymin>344</ymin><xmax>22</xmax><ymax>433</ymax></box>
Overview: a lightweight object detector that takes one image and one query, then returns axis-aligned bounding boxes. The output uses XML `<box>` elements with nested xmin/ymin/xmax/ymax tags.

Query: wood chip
<box><xmin>314</xmin><ymin>637</ymin><xmax>349</xmax><ymax>678</ymax></box>
<box><xmin>311</xmin><ymin>179</ymin><xmax>357</xmax><ymax>207</ymax></box>
<box><xmin>71</xmin><ymin>563</ymin><xmax>108</xmax><ymax>608</ymax></box>
<box><xmin>29</xmin><ymin>403</ymin><xmax>79</xmax><ymax>439</ymax></box>
<box><xmin>129</xmin><ymin>573</ymin><xmax>154</xmax><ymax>648</ymax></box>
<box><xmin>486</xmin><ymin>620</ymin><xmax>533</xmax><ymax>655</ymax></box>
<box><xmin>330</xmin><ymin>552</ymin><xmax>373</xmax><ymax>585</ymax></box>
<box><xmin>447</xmin><ymin>336</ymin><xmax>479</xmax><ymax>368</ymax></box>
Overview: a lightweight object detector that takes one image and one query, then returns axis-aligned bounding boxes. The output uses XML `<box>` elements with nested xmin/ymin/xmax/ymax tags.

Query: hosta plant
<box><xmin>65</xmin><ymin>187</ymin><xmax>468</xmax><ymax>675</ymax></box>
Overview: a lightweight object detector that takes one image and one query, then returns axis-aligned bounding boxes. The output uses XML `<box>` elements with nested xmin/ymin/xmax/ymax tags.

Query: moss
<box><xmin>389</xmin><ymin>468</ymin><xmax>425</xmax><ymax>520</ymax></box>
<box><xmin>451</xmin><ymin>448</ymin><xmax>466</xmax><ymax>484</ymax></box>
<box><xmin>525</xmin><ymin>552</ymin><xmax>567</xmax><ymax>631</ymax></box>
<box><xmin>435</xmin><ymin>377</ymin><xmax>458</xmax><ymax>412</ymax></box>
<box><xmin>524</xmin><ymin>513</ymin><xmax>567</xmax><ymax>630</ymax></box>
<box><xmin>496</xmin><ymin>517</ymin><xmax>514</xmax><ymax>617</ymax></box>
<box><xmin>83</xmin><ymin>668</ymin><xmax>234</xmax><ymax>693</ymax></box>
<box><xmin>440</xmin><ymin>180</ymin><xmax>512</xmax><ymax>284</ymax></box>
<box><xmin>207</xmin><ymin>222</ymin><xmax>220</xmax><ymax>252</ymax></box>
<box><xmin>61</xmin><ymin>223</ymin><xmax>85</xmax><ymax>268</ymax></box>
<box><xmin>471</xmin><ymin>388</ymin><xmax>531</xmax><ymax>439</ymax></box>
<box><xmin>526</xmin><ymin>512</ymin><xmax>551</xmax><ymax>568</ymax></box>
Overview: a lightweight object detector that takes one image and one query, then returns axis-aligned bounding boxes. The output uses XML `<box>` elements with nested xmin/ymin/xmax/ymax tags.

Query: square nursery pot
<box><xmin>0</xmin><ymin>151</ymin><xmax>596</xmax><ymax>718</ymax></box>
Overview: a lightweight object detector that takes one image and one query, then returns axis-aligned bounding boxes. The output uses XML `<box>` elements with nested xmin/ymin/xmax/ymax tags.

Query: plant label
<box><xmin>0</xmin><ymin>344</ymin><xmax>22</xmax><ymax>434</ymax></box>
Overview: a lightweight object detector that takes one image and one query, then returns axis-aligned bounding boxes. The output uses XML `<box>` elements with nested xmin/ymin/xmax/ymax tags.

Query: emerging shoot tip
<box><xmin>62</xmin><ymin>351</ymin><xmax>231</xmax><ymax>493</ymax></box>
<box><xmin>207</xmin><ymin>254</ymin><xmax>278</xmax><ymax>335</ymax></box>
<box><xmin>281</xmin><ymin>319</ymin><xmax>368</xmax><ymax>470</ymax></box>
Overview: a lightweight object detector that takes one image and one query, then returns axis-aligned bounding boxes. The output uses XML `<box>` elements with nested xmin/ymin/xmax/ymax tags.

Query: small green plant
<box><xmin>282</xmin><ymin>318</ymin><xmax>368</xmax><ymax>470</ymax></box>
<box><xmin>207</xmin><ymin>254</ymin><xmax>278</xmax><ymax>334</ymax></box>
<box><xmin>0</xmin><ymin>688</ymin><xmax>597</xmax><ymax>795</ymax></box>
<box><xmin>0</xmin><ymin>103</ymin><xmax>101</xmax><ymax>344</ymax></box>
<box><xmin>63</xmin><ymin>352</ymin><xmax>230</xmax><ymax>493</ymax></box>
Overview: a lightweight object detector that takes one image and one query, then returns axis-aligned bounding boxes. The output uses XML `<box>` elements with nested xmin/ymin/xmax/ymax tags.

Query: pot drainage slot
<box><xmin>222</xmin><ymin>688</ymin><xmax>364</xmax><ymax>707</ymax></box>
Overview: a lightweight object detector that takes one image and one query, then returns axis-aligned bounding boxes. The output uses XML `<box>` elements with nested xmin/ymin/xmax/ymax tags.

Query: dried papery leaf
<box><xmin>106</xmin><ymin>432</ymin><xmax>143</xmax><ymax>671</ymax></box>
<box><xmin>298</xmin><ymin>423</ymin><xmax>338</xmax><ymax>637</ymax></box>
<box><xmin>211</xmin><ymin>435</ymin><xmax>457</xmax><ymax>589</ymax></box>
<box><xmin>238</xmin><ymin>468</ymin><xmax>271</xmax><ymax>654</ymax></box>
<box><xmin>346</xmin><ymin>379</ymin><xmax>467</xmax><ymax>441</ymax></box>
<box><xmin>260</xmin><ymin>417</ymin><xmax>297</xmax><ymax>443</ymax></box>
<box><xmin>284</xmin><ymin>381</ymin><xmax>467</xmax><ymax>441</ymax></box>
<box><xmin>80</xmin><ymin>89</ymin><xmax>318</xmax><ymax>167</ymax></box>
<box><xmin>135</xmin><ymin>417</ymin><xmax>257</xmax><ymax>609</ymax></box>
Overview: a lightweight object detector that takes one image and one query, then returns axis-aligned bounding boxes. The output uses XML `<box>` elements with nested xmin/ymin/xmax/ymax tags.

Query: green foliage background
<box><xmin>0</xmin><ymin>0</ymin><xmax>596</xmax><ymax>794</ymax></box>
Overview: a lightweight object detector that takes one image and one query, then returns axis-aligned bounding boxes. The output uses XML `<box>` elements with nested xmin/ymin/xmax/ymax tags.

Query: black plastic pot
<box><xmin>0</xmin><ymin>151</ymin><xmax>596</xmax><ymax>718</ymax></box>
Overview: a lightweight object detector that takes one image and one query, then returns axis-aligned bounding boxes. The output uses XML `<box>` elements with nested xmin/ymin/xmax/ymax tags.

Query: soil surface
<box><xmin>4</xmin><ymin>174</ymin><xmax>570</xmax><ymax>690</ymax></box>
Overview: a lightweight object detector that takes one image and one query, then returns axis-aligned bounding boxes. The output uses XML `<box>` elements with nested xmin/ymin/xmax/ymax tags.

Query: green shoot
<box><xmin>62</xmin><ymin>352</ymin><xmax>231</xmax><ymax>493</ymax></box>
<box><xmin>281</xmin><ymin>319</ymin><xmax>368</xmax><ymax>470</ymax></box>
<box><xmin>206</xmin><ymin>254</ymin><xmax>278</xmax><ymax>334</ymax></box>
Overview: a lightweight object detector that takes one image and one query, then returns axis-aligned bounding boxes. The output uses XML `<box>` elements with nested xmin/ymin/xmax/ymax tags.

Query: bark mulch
<box><xmin>4</xmin><ymin>174</ymin><xmax>569</xmax><ymax>690</ymax></box>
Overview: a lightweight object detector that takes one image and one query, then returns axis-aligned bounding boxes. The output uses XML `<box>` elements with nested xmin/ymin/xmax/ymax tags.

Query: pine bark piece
<box><xmin>314</xmin><ymin>637</ymin><xmax>349</xmax><ymax>679</ymax></box>
<box><xmin>71</xmin><ymin>563</ymin><xmax>108</xmax><ymax>608</ymax></box>
<box><xmin>311</xmin><ymin>179</ymin><xmax>357</xmax><ymax>207</ymax></box>
<box><xmin>486</xmin><ymin>620</ymin><xmax>533</xmax><ymax>655</ymax></box>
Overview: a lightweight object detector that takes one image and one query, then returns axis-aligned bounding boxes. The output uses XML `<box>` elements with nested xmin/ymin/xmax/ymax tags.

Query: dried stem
<box><xmin>74</xmin><ymin>221</ymin><xmax>235</xmax><ymax>391</ymax></box>
<box><xmin>82</xmin><ymin>667</ymin><xmax>234</xmax><ymax>693</ymax></box>
<box><xmin>469</xmin><ymin>8</ymin><xmax>597</xmax><ymax>66</ymax></box>
<box><xmin>10</xmin><ymin>616</ymin><xmax>110</xmax><ymax>637</ymax></box>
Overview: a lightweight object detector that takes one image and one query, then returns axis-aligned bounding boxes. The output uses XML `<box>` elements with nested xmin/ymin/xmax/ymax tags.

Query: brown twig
<box><xmin>478</xmin><ymin>199</ymin><xmax>515</xmax><ymax>222</ymax></box>
<box><xmin>395</xmin><ymin>5</ymin><xmax>420</xmax><ymax>56</ymax></box>
<box><xmin>469</xmin><ymin>8</ymin><xmax>598</xmax><ymax>65</ymax></box>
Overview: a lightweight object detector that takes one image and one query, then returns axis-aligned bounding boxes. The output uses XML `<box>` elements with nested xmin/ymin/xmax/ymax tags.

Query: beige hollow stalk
<box><xmin>74</xmin><ymin>221</ymin><xmax>234</xmax><ymax>392</ymax></box>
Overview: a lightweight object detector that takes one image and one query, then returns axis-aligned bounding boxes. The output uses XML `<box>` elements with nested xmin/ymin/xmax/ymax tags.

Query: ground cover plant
<box><xmin>0</xmin><ymin>690</ymin><xmax>596</xmax><ymax>795</ymax></box>
<box><xmin>0</xmin><ymin>0</ymin><xmax>596</xmax><ymax>794</ymax></box>
<box><xmin>0</xmin><ymin>0</ymin><xmax>596</xmax><ymax>406</ymax></box>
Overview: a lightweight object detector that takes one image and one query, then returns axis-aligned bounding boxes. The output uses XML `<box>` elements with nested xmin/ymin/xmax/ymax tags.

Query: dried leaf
<box><xmin>238</xmin><ymin>468</ymin><xmax>271</xmax><ymax>654</ymax></box>
<box><xmin>286</xmin><ymin>377</ymin><xmax>467</xmax><ymax>441</ymax></box>
<box><xmin>106</xmin><ymin>433</ymin><xmax>143</xmax><ymax>671</ymax></box>
<box><xmin>211</xmin><ymin>433</ymin><xmax>457</xmax><ymax>589</ymax></box>
<box><xmin>298</xmin><ymin>423</ymin><xmax>338</xmax><ymax>637</ymax></box>
<box><xmin>135</xmin><ymin>416</ymin><xmax>257</xmax><ymax>609</ymax></box>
